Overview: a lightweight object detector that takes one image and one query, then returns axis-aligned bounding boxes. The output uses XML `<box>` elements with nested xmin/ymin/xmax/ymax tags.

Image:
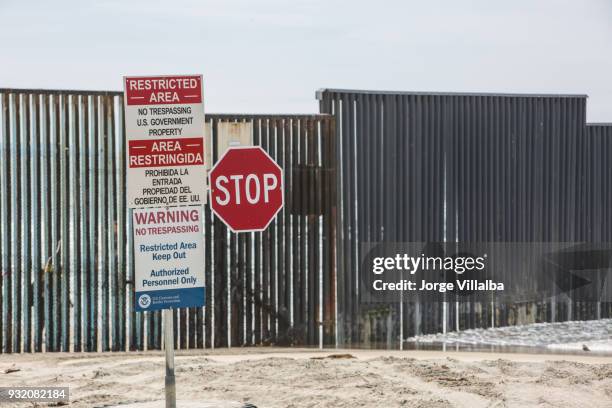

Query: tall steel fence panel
<box><xmin>318</xmin><ymin>89</ymin><xmax>609</xmax><ymax>348</ymax></box>
<box><xmin>446</xmin><ymin>94</ymin><xmax>588</xmax><ymax>327</ymax></box>
<box><xmin>318</xmin><ymin>90</ymin><xmax>446</xmax><ymax>347</ymax></box>
<box><xmin>584</xmin><ymin>124</ymin><xmax>612</xmax><ymax>320</ymax></box>
<box><xmin>584</xmin><ymin>124</ymin><xmax>612</xmax><ymax>242</ymax></box>
<box><xmin>0</xmin><ymin>89</ymin><xmax>336</xmax><ymax>353</ymax></box>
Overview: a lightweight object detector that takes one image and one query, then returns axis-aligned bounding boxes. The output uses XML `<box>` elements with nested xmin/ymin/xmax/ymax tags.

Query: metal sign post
<box><xmin>164</xmin><ymin>309</ymin><xmax>176</xmax><ymax>408</ymax></box>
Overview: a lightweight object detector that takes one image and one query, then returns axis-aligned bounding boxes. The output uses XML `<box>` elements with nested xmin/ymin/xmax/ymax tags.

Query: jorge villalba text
<box><xmin>372</xmin><ymin>278</ymin><xmax>504</xmax><ymax>292</ymax></box>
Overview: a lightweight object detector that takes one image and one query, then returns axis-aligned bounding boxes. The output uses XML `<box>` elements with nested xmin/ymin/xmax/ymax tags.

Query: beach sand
<box><xmin>1</xmin><ymin>348</ymin><xmax>611</xmax><ymax>407</ymax></box>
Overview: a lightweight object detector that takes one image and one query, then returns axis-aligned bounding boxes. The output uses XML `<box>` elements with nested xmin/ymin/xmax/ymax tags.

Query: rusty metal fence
<box><xmin>2</xmin><ymin>86</ymin><xmax>610</xmax><ymax>353</ymax></box>
<box><xmin>0</xmin><ymin>89</ymin><xmax>336</xmax><ymax>352</ymax></box>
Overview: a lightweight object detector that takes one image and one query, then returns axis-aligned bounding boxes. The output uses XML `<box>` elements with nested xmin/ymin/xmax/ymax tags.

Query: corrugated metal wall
<box><xmin>317</xmin><ymin>90</ymin><xmax>446</xmax><ymax>347</ymax></box>
<box><xmin>585</xmin><ymin>124</ymin><xmax>612</xmax><ymax>242</ymax></box>
<box><xmin>446</xmin><ymin>94</ymin><xmax>591</xmax><ymax>329</ymax></box>
<box><xmin>318</xmin><ymin>89</ymin><xmax>612</xmax><ymax>348</ymax></box>
<box><xmin>581</xmin><ymin>124</ymin><xmax>612</xmax><ymax>322</ymax></box>
<box><xmin>0</xmin><ymin>89</ymin><xmax>337</xmax><ymax>353</ymax></box>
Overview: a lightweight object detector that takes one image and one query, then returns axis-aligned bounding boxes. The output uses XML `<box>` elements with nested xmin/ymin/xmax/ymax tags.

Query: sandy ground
<box><xmin>1</xmin><ymin>348</ymin><xmax>612</xmax><ymax>407</ymax></box>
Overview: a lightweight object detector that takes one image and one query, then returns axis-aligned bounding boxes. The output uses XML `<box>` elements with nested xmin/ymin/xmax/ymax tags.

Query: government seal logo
<box><xmin>138</xmin><ymin>294</ymin><xmax>151</xmax><ymax>309</ymax></box>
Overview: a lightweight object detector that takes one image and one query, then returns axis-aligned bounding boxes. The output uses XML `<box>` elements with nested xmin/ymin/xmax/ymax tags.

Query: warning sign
<box><xmin>133</xmin><ymin>206</ymin><xmax>206</xmax><ymax>311</ymax></box>
<box><xmin>124</xmin><ymin>75</ymin><xmax>207</xmax><ymax>208</ymax></box>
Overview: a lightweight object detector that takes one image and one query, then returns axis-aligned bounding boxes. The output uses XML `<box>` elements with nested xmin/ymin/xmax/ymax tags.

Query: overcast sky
<box><xmin>1</xmin><ymin>0</ymin><xmax>610</xmax><ymax>121</ymax></box>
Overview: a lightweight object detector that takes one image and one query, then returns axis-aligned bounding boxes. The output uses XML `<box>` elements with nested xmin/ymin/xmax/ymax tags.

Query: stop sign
<box><xmin>209</xmin><ymin>146</ymin><xmax>284</xmax><ymax>232</ymax></box>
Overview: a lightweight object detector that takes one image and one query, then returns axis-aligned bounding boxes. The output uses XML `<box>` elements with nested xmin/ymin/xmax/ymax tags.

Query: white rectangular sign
<box><xmin>217</xmin><ymin>121</ymin><xmax>253</xmax><ymax>159</ymax></box>
<box><xmin>133</xmin><ymin>206</ymin><xmax>205</xmax><ymax>311</ymax></box>
<box><xmin>124</xmin><ymin>75</ymin><xmax>207</xmax><ymax>208</ymax></box>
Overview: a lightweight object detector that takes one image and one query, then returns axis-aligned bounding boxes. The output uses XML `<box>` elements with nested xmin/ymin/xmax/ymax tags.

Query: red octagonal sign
<box><xmin>209</xmin><ymin>146</ymin><xmax>284</xmax><ymax>232</ymax></box>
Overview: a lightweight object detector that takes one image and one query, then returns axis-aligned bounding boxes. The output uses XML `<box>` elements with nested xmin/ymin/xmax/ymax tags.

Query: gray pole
<box><xmin>164</xmin><ymin>308</ymin><xmax>176</xmax><ymax>408</ymax></box>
